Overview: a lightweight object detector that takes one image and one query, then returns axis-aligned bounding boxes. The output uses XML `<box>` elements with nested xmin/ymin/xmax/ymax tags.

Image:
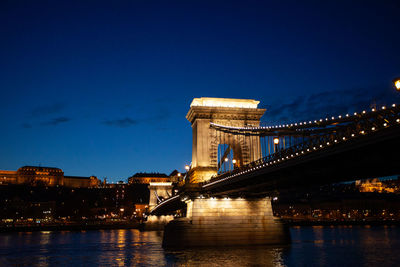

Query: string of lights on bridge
<box><xmin>210</xmin><ymin>103</ymin><xmax>399</xmax><ymax>132</ymax></box>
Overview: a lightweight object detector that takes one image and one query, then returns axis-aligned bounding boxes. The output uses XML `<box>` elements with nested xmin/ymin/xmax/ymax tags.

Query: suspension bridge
<box><xmin>149</xmin><ymin>97</ymin><xmax>400</xmax><ymax>248</ymax></box>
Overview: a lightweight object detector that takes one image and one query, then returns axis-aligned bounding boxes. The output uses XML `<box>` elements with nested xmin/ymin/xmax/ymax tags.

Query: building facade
<box><xmin>0</xmin><ymin>166</ymin><xmax>99</xmax><ymax>188</ymax></box>
<box><xmin>128</xmin><ymin>173</ymin><xmax>171</xmax><ymax>184</ymax></box>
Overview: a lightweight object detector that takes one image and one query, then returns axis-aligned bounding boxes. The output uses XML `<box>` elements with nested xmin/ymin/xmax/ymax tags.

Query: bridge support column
<box><xmin>148</xmin><ymin>182</ymin><xmax>173</xmax><ymax>210</ymax></box>
<box><xmin>162</xmin><ymin>197</ymin><xmax>290</xmax><ymax>248</ymax></box>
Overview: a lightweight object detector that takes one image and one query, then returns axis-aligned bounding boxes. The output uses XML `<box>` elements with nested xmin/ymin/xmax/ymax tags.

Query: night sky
<box><xmin>1</xmin><ymin>1</ymin><xmax>400</xmax><ymax>182</ymax></box>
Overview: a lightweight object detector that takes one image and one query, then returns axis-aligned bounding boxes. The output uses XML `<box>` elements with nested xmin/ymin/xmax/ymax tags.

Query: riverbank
<box><xmin>0</xmin><ymin>222</ymin><xmax>141</xmax><ymax>233</ymax></box>
<box><xmin>2</xmin><ymin>219</ymin><xmax>400</xmax><ymax>233</ymax></box>
<box><xmin>284</xmin><ymin>219</ymin><xmax>400</xmax><ymax>226</ymax></box>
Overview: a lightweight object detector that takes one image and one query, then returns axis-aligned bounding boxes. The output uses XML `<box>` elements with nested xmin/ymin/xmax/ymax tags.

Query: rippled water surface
<box><xmin>0</xmin><ymin>226</ymin><xmax>399</xmax><ymax>266</ymax></box>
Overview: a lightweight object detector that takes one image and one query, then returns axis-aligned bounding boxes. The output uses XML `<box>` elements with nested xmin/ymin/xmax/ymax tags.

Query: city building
<box><xmin>128</xmin><ymin>172</ymin><xmax>170</xmax><ymax>184</ymax></box>
<box><xmin>356</xmin><ymin>178</ymin><xmax>397</xmax><ymax>193</ymax></box>
<box><xmin>0</xmin><ymin>166</ymin><xmax>99</xmax><ymax>188</ymax></box>
<box><xmin>128</xmin><ymin>170</ymin><xmax>184</xmax><ymax>185</ymax></box>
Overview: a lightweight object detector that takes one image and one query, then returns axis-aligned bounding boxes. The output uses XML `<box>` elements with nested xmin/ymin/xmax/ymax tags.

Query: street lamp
<box><xmin>232</xmin><ymin>159</ymin><xmax>237</xmax><ymax>170</ymax></box>
<box><xmin>393</xmin><ymin>77</ymin><xmax>400</xmax><ymax>91</ymax></box>
<box><xmin>185</xmin><ymin>165</ymin><xmax>190</xmax><ymax>171</ymax></box>
<box><xmin>223</xmin><ymin>158</ymin><xmax>229</xmax><ymax>172</ymax></box>
<box><xmin>273</xmin><ymin>137</ymin><xmax>280</xmax><ymax>153</ymax></box>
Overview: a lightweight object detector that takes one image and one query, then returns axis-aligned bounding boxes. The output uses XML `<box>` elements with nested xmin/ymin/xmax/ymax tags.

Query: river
<box><xmin>0</xmin><ymin>225</ymin><xmax>399</xmax><ymax>266</ymax></box>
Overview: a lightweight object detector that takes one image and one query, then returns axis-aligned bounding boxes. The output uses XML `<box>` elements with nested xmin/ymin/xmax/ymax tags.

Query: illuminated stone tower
<box><xmin>186</xmin><ymin>97</ymin><xmax>266</xmax><ymax>183</ymax></box>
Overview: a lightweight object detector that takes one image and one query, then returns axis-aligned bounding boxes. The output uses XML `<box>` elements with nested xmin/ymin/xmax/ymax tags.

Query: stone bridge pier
<box><xmin>143</xmin><ymin>182</ymin><xmax>174</xmax><ymax>230</ymax></box>
<box><xmin>162</xmin><ymin>197</ymin><xmax>290</xmax><ymax>248</ymax></box>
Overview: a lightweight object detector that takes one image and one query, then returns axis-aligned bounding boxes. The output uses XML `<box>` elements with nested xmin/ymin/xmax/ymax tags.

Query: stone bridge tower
<box><xmin>186</xmin><ymin>97</ymin><xmax>266</xmax><ymax>183</ymax></box>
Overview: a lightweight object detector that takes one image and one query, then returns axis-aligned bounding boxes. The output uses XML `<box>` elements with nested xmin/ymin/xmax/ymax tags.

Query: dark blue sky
<box><xmin>1</xmin><ymin>1</ymin><xmax>400</xmax><ymax>181</ymax></box>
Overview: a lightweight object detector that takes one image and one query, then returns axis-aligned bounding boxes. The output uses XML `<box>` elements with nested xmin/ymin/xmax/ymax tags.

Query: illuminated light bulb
<box><xmin>372</xmin><ymin>108</ymin><xmax>375</xmax><ymax>111</ymax></box>
<box><xmin>382</xmin><ymin>106</ymin><xmax>386</xmax><ymax>110</ymax></box>
<box><xmin>397</xmin><ymin>119</ymin><xmax>400</xmax><ymax>123</ymax></box>
<box><xmin>362</xmin><ymin>110</ymin><xmax>366</xmax><ymax>114</ymax></box>
<box><xmin>309</xmin><ymin>121</ymin><xmax>312</xmax><ymax>123</ymax></box>
<box><xmin>334</xmin><ymin>140</ymin><xmax>337</xmax><ymax>142</ymax></box>
<box><xmin>331</xmin><ymin>116</ymin><xmax>335</xmax><ymax>120</ymax></box>
<box><xmin>307</xmin><ymin>149</ymin><xmax>310</xmax><ymax>151</ymax></box>
<box><xmin>320</xmin><ymin>119</ymin><xmax>323</xmax><ymax>122</ymax></box>
<box><xmin>343</xmin><ymin>137</ymin><xmax>346</xmax><ymax>140</ymax></box>
<box><xmin>392</xmin><ymin>104</ymin><xmax>396</xmax><ymax>107</ymax></box>
<box><xmin>371</xmin><ymin>127</ymin><xmax>375</xmax><ymax>131</ymax></box>
<box><xmin>301</xmin><ymin>151</ymin><xmax>304</xmax><ymax>154</ymax></box>
<box><xmin>320</xmin><ymin>144</ymin><xmax>323</xmax><ymax>147</ymax></box>
<box><xmin>338</xmin><ymin>115</ymin><xmax>342</xmax><ymax>119</ymax></box>
<box><xmin>360</xmin><ymin>131</ymin><xmax>365</xmax><ymax>134</ymax></box>
<box><xmin>327</xmin><ymin>142</ymin><xmax>330</xmax><ymax>145</ymax></box>
<box><xmin>296</xmin><ymin>152</ymin><xmax>299</xmax><ymax>155</ymax></box>
<box><xmin>346</xmin><ymin>114</ymin><xmax>349</xmax><ymax>117</ymax></box>
<box><xmin>384</xmin><ymin>123</ymin><xmax>387</xmax><ymax>126</ymax></box>
<box><xmin>354</xmin><ymin>112</ymin><xmax>357</xmax><ymax>115</ymax></box>
<box><xmin>351</xmin><ymin>134</ymin><xmax>355</xmax><ymax>137</ymax></box>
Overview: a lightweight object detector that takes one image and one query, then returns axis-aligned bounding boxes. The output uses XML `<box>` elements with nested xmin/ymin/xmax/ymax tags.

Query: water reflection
<box><xmin>0</xmin><ymin>226</ymin><xmax>399</xmax><ymax>266</ymax></box>
<box><xmin>166</xmin><ymin>246</ymin><xmax>288</xmax><ymax>267</ymax></box>
<box><xmin>287</xmin><ymin>225</ymin><xmax>400</xmax><ymax>266</ymax></box>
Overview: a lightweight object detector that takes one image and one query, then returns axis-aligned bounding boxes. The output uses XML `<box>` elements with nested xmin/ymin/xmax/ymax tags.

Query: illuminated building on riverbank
<box><xmin>356</xmin><ymin>178</ymin><xmax>397</xmax><ymax>193</ymax></box>
<box><xmin>0</xmin><ymin>166</ymin><xmax>99</xmax><ymax>188</ymax></box>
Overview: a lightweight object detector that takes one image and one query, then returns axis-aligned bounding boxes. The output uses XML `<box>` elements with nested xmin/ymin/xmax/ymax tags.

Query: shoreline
<box><xmin>1</xmin><ymin>220</ymin><xmax>400</xmax><ymax>233</ymax></box>
<box><xmin>284</xmin><ymin>219</ymin><xmax>400</xmax><ymax>227</ymax></box>
<box><xmin>0</xmin><ymin>222</ymin><xmax>141</xmax><ymax>233</ymax></box>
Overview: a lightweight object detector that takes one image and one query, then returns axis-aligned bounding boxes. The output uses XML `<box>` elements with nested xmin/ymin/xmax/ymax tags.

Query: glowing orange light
<box><xmin>394</xmin><ymin>78</ymin><xmax>400</xmax><ymax>91</ymax></box>
<box><xmin>273</xmin><ymin>137</ymin><xmax>280</xmax><ymax>145</ymax></box>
